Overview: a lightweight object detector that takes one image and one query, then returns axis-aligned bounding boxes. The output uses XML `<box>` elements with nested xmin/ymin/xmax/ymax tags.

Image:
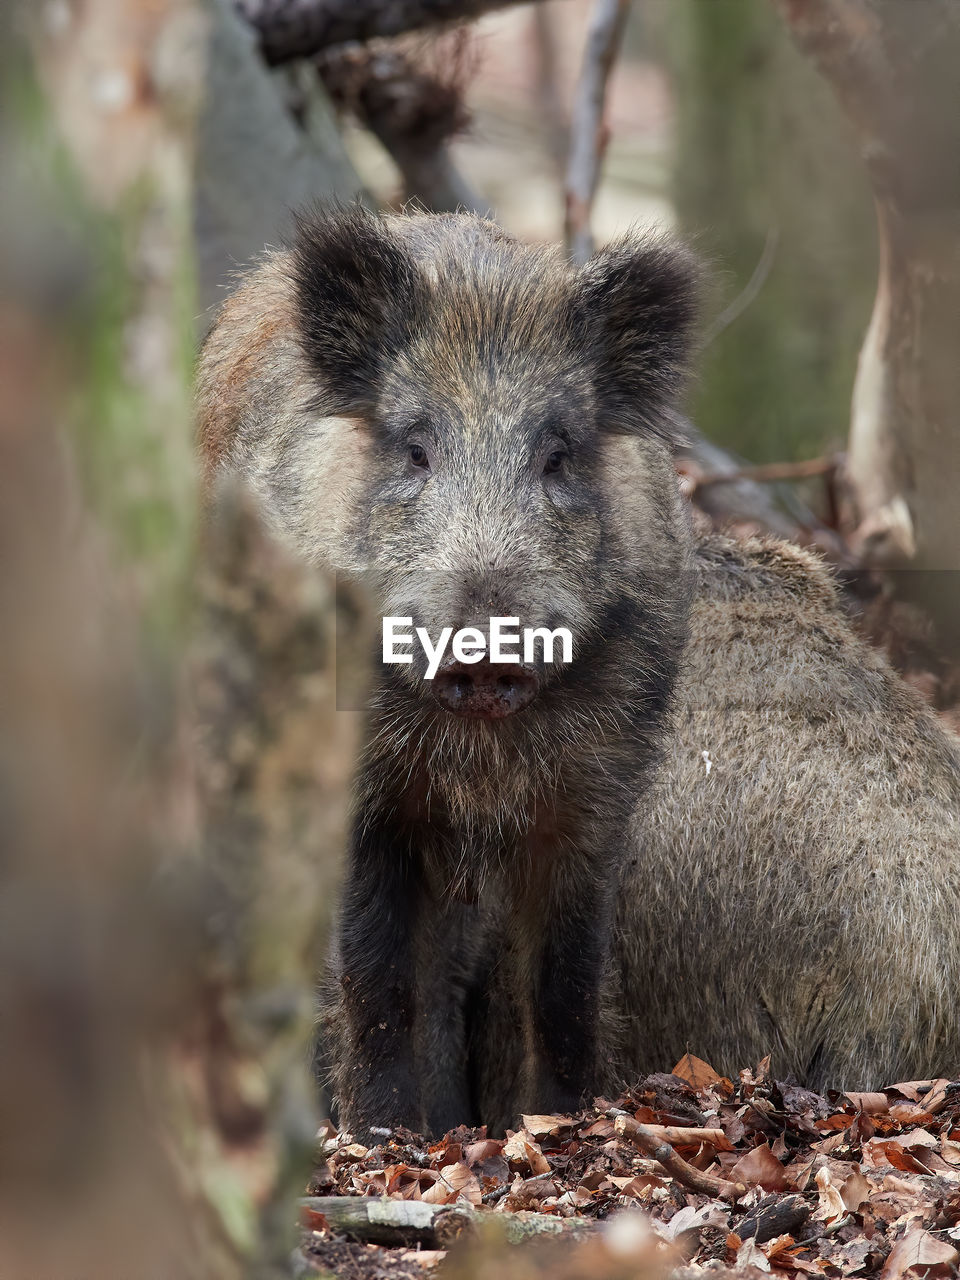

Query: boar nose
<box><xmin>432</xmin><ymin>659</ymin><xmax>539</xmax><ymax>720</ymax></box>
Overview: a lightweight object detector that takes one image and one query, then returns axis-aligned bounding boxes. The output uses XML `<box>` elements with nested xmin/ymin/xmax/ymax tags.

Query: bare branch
<box><xmin>634</xmin><ymin>1124</ymin><xmax>729</xmax><ymax>1146</ymax></box>
<box><xmin>612</xmin><ymin>1114</ymin><xmax>748</xmax><ymax>1203</ymax></box>
<box><xmin>238</xmin><ymin>0</ymin><xmax>536</xmax><ymax>65</ymax></box>
<box><xmin>670</xmin><ymin>414</ymin><xmax>855</xmax><ymax>561</ymax></box>
<box><xmin>564</xmin><ymin>0</ymin><xmax>631</xmax><ymax>263</ymax></box>
<box><xmin>317</xmin><ymin>42</ymin><xmax>491</xmax><ymax>214</ymax></box>
<box><xmin>772</xmin><ymin>0</ymin><xmax>960</xmax><ymax>203</ymax></box>
<box><xmin>690</xmin><ymin>452</ymin><xmax>845</xmax><ymax>490</ymax></box>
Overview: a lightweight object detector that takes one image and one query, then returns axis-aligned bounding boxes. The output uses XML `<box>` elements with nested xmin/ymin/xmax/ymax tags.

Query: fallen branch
<box><xmin>564</xmin><ymin>0</ymin><xmax>631</xmax><ymax>263</ymax></box>
<box><xmin>301</xmin><ymin>1196</ymin><xmax>593</xmax><ymax>1248</ymax></box>
<box><xmin>638</xmin><ymin>1125</ymin><xmax>729</xmax><ymax>1147</ymax></box>
<box><xmin>739</xmin><ymin>1194</ymin><xmax>811</xmax><ymax>1244</ymax></box>
<box><xmin>238</xmin><ymin>0</ymin><xmax>534</xmax><ymax>65</ymax></box>
<box><xmin>612</xmin><ymin>1114</ymin><xmax>748</xmax><ymax>1203</ymax></box>
<box><xmin>688</xmin><ymin>453</ymin><xmax>845</xmax><ymax>489</ymax></box>
<box><xmin>673</xmin><ymin>417</ymin><xmax>856</xmax><ymax>567</ymax></box>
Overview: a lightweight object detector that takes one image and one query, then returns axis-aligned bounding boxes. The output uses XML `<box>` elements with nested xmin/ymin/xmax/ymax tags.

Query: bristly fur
<box><xmin>288</xmin><ymin>204</ymin><xmax>699</xmax><ymax>436</ymax></box>
<box><xmin>290</xmin><ymin>205</ymin><xmax>431</xmax><ymax>415</ymax></box>
<box><xmin>610</xmin><ymin>532</ymin><xmax>960</xmax><ymax>1094</ymax></box>
<box><xmin>196</xmin><ymin>206</ymin><xmax>960</xmax><ymax>1136</ymax></box>
<box><xmin>576</xmin><ymin>236</ymin><xmax>701</xmax><ymax>440</ymax></box>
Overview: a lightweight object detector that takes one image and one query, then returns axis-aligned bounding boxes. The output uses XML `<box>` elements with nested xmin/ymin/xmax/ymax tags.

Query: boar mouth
<box><xmin>431</xmin><ymin>659</ymin><xmax>539</xmax><ymax>720</ymax></box>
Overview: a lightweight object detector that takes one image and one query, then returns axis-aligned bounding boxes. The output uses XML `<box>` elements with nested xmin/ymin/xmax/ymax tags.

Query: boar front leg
<box><xmin>336</xmin><ymin>806</ymin><xmax>423</xmax><ymax>1134</ymax></box>
<box><xmin>534</xmin><ymin>877</ymin><xmax>610</xmax><ymax>1114</ymax></box>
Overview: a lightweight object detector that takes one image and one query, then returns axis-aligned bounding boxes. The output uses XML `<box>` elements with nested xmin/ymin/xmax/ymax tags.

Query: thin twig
<box><xmin>564</xmin><ymin>0</ymin><xmax>631</xmax><ymax>264</ymax></box>
<box><xmin>702</xmin><ymin>226</ymin><xmax>780</xmax><ymax>346</ymax></box>
<box><xmin>796</xmin><ymin>1212</ymin><xmax>853</xmax><ymax>1246</ymax></box>
<box><xmin>613</xmin><ymin>1114</ymin><xmax>748</xmax><ymax>1203</ymax></box>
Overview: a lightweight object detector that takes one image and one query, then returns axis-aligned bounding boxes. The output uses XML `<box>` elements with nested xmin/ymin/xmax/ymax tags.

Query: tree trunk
<box><xmin>4</xmin><ymin>5</ymin><xmax>364</xmax><ymax>1276</ymax></box>
<box><xmin>662</xmin><ymin>0</ymin><xmax>876</xmax><ymax>472</ymax></box>
<box><xmin>196</xmin><ymin>0</ymin><xmax>365</xmax><ymax>320</ymax></box>
<box><xmin>775</xmin><ymin>0</ymin><xmax>960</xmax><ymax>632</ymax></box>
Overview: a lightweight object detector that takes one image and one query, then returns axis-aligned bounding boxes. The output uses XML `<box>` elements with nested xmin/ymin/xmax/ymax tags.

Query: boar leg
<box><xmin>336</xmin><ymin>808</ymin><xmax>423</xmax><ymax>1133</ymax></box>
<box><xmin>534</xmin><ymin>882</ymin><xmax>609</xmax><ymax>1114</ymax></box>
<box><xmin>414</xmin><ymin>899</ymin><xmax>484</xmax><ymax>1134</ymax></box>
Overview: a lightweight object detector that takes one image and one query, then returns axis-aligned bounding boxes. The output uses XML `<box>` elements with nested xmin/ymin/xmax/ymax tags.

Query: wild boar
<box><xmin>197</xmin><ymin>206</ymin><xmax>960</xmax><ymax>1137</ymax></box>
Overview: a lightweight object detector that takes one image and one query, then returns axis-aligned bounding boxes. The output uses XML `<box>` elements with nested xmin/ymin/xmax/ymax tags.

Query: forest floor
<box><xmin>299</xmin><ymin>1057</ymin><xmax>960</xmax><ymax>1280</ymax></box>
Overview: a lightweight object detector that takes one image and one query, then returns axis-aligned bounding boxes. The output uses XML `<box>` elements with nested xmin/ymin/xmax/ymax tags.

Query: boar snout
<box><xmin>432</xmin><ymin>659</ymin><xmax>539</xmax><ymax>720</ymax></box>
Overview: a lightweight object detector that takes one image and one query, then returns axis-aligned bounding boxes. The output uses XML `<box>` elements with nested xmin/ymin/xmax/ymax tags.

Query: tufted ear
<box><xmin>290</xmin><ymin>205</ymin><xmax>429</xmax><ymax>414</ymax></box>
<box><xmin>576</xmin><ymin>235</ymin><xmax>699</xmax><ymax>438</ymax></box>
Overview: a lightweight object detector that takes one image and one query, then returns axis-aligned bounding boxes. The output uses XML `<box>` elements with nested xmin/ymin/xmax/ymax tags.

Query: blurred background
<box><xmin>1</xmin><ymin>1</ymin><xmax>957</xmax><ymax>1277</ymax></box>
<box><xmin>337</xmin><ymin>0</ymin><xmax>876</xmax><ymax>469</ymax></box>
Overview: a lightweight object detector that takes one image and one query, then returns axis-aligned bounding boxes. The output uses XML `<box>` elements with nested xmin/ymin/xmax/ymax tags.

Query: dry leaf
<box><xmin>421</xmin><ymin>1161</ymin><xmax>481</xmax><ymax>1206</ymax></box>
<box><xmin>845</xmin><ymin>1092</ymin><xmax>889</xmax><ymax>1116</ymax></box>
<box><xmin>502</xmin><ymin>1129</ymin><xmax>550</xmax><ymax>1175</ymax></box>
<box><xmin>840</xmin><ymin>1167</ymin><xmax>871</xmax><ymax>1212</ymax></box>
<box><xmin>672</xmin><ymin>1052</ymin><xmax>722</xmax><ymax>1090</ymax></box>
<box><xmin>880</xmin><ymin>1227</ymin><xmax>958</xmax><ymax>1280</ymax></box>
<box><xmin>336</xmin><ymin>1143</ymin><xmax>369</xmax><ymax>1161</ymax></box>
<box><xmin>890</xmin><ymin>1081</ymin><xmax>952</xmax><ymax>1113</ymax></box>
<box><xmin>581</xmin><ymin>1117</ymin><xmax>617</xmax><ymax>1138</ymax></box>
<box><xmin>395</xmin><ymin>1249</ymin><xmax>445</xmax><ymax>1269</ymax></box>
<box><xmin>609</xmin><ymin>1175</ymin><xmax>659</xmax><ymax>1200</ymax></box>
<box><xmin>663</xmin><ymin>1203</ymin><xmax>730</xmax><ymax>1240</ymax></box>
<box><xmin>736</xmin><ymin>1236</ymin><xmax>772</xmax><ymax>1271</ymax></box>
<box><xmin>521</xmin><ymin>1114</ymin><xmax>571</xmax><ymax>1137</ymax></box>
<box><xmin>918</xmin><ymin>1080</ymin><xmax>953</xmax><ymax>1115</ymax></box>
<box><xmin>762</xmin><ymin>1234</ymin><xmax>824</xmax><ymax>1274</ymax></box>
<box><xmin>838</xmin><ymin>1237</ymin><xmax>875</xmax><ymax>1275</ymax></box>
<box><xmin>300</xmin><ymin>1206</ymin><xmax>330</xmax><ymax>1233</ymax></box>
<box><xmin>813</xmin><ymin>1166</ymin><xmax>847</xmax><ymax>1221</ymax></box>
<box><xmin>731</xmin><ymin>1142</ymin><xmax>795</xmax><ymax>1192</ymax></box>
<box><xmin>863</xmin><ymin>1138</ymin><xmax>931</xmax><ymax>1174</ymax></box>
<box><xmin>891</xmin><ymin>1083</ymin><xmax>929</xmax><ymax>1102</ymax></box>
<box><xmin>897</xmin><ymin>1129</ymin><xmax>939</xmax><ymax>1151</ymax></box>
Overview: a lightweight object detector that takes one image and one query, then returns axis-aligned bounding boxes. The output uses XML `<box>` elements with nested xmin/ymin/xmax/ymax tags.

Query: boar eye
<box><xmin>409</xmin><ymin>443</ymin><xmax>430</xmax><ymax>471</ymax></box>
<box><xmin>542</xmin><ymin>449</ymin><xmax>567</xmax><ymax>476</ymax></box>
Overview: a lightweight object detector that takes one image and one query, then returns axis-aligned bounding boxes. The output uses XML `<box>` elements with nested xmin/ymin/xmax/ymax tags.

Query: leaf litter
<box><xmin>303</xmin><ymin>1056</ymin><xmax>960</xmax><ymax>1279</ymax></box>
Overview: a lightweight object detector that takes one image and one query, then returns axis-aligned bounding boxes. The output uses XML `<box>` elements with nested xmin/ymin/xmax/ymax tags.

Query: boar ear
<box><xmin>577</xmin><ymin>236</ymin><xmax>699</xmax><ymax>438</ymax></box>
<box><xmin>290</xmin><ymin>205</ymin><xmax>428</xmax><ymax>413</ymax></box>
